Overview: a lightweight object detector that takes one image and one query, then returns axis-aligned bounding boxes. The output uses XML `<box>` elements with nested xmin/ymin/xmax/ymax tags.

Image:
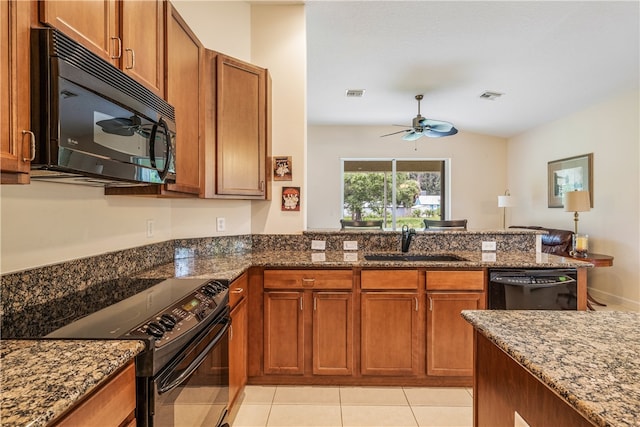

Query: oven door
<box><xmin>152</xmin><ymin>310</ymin><xmax>230</xmax><ymax>427</ymax></box>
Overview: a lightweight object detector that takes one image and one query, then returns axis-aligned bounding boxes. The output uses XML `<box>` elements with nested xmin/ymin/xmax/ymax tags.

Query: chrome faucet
<box><xmin>401</xmin><ymin>225</ymin><xmax>417</xmax><ymax>253</ymax></box>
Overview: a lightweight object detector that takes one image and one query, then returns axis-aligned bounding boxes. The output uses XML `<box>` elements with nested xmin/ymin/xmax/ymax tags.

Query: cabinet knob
<box><xmin>232</xmin><ymin>288</ymin><xmax>244</xmax><ymax>294</ymax></box>
<box><xmin>22</xmin><ymin>130</ymin><xmax>35</xmax><ymax>162</ymax></box>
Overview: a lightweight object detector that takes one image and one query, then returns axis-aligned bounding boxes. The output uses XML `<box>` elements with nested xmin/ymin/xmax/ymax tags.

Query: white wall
<box><xmin>508</xmin><ymin>89</ymin><xmax>640</xmax><ymax>310</ymax></box>
<box><xmin>307</xmin><ymin>126</ymin><xmax>508</xmax><ymax>230</ymax></box>
<box><xmin>250</xmin><ymin>4</ymin><xmax>307</xmax><ymax>234</ymax></box>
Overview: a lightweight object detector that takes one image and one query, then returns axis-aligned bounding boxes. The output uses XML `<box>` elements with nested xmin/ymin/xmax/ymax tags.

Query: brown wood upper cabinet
<box><xmin>1</xmin><ymin>0</ymin><xmax>32</xmax><ymax>184</ymax></box>
<box><xmin>202</xmin><ymin>51</ymin><xmax>272</xmax><ymax>199</ymax></box>
<box><xmin>39</xmin><ymin>0</ymin><xmax>164</xmax><ymax>96</ymax></box>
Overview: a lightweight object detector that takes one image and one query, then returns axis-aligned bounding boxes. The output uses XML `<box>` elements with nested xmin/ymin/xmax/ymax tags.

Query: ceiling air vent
<box><xmin>479</xmin><ymin>91</ymin><xmax>504</xmax><ymax>101</ymax></box>
<box><xmin>345</xmin><ymin>89</ymin><xmax>365</xmax><ymax>98</ymax></box>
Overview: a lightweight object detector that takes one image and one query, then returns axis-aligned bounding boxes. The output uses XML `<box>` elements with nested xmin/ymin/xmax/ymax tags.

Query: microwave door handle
<box><xmin>148</xmin><ymin>119</ymin><xmax>171</xmax><ymax>181</ymax></box>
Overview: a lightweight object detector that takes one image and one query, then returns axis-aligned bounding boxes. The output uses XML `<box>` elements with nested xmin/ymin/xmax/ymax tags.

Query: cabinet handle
<box><xmin>300</xmin><ymin>296</ymin><xmax>303</xmax><ymax>311</ymax></box>
<box><xmin>429</xmin><ymin>297</ymin><xmax>433</xmax><ymax>311</ymax></box>
<box><xmin>232</xmin><ymin>288</ymin><xmax>244</xmax><ymax>294</ymax></box>
<box><xmin>313</xmin><ymin>297</ymin><xmax>317</xmax><ymax>311</ymax></box>
<box><xmin>230</xmin><ymin>324</ymin><xmax>233</xmax><ymax>340</ymax></box>
<box><xmin>414</xmin><ymin>297</ymin><xmax>419</xmax><ymax>312</ymax></box>
<box><xmin>125</xmin><ymin>48</ymin><xmax>135</xmax><ymax>69</ymax></box>
<box><xmin>260</xmin><ymin>180</ymin><xmax>265</xmax><ymax>191</ymax></box>
<box><xmin>110</xmin><ymin>37</ymin><xmax>122</xmax><ymax>59</ymax></box>
<box><xmin>22</xmin><ymin>130</ymin><xmax>35</xmax><ymax>161</ymax></box>
<box><xmin>302</xmin><ymin>278</ymin><xmax>315</xmax><ymax>287</ymax></box>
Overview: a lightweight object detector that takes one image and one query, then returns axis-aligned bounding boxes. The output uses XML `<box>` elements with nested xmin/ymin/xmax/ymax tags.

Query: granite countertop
<box><xmin>0</xmin><ymin>339</ymin><xmax>146</xmax><ymax>427</ymax></box>
<box><xmin>140</xmin><ymin>250</ymin><xmax>592</xmax><ymax>281</ymax></box>
<box><xmin>461</xmin><ymin>310</ymin><xmax>640</xmax><ymax>427</ymax></box>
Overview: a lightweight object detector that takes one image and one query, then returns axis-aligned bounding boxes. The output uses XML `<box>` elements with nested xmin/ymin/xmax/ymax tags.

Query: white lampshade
<box><xmin>498</xmin><ymin>195</ymin><xmax>514</xmax><ymax>208</ymax></box>
<box><xmin>564</xmin><ymin>190</ymin><xmax>591</xmax><ymax>212</ymax></box>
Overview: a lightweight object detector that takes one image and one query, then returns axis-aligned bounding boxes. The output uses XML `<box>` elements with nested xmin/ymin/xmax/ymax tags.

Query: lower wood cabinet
<box><xmin>426</xmin><ymin>292</ymin><xmax>485</xmax><ymax>376</ymax></box>
<box><xmin>229</xmin><ymin>273</ymin><xmax>248</xmax><ymax>410</ymax></box>
<box><xmin>263</xmin><ymin>290</ymin><xmax>353</xmax><ymax>376</ymax></box>
<box><xmin>312</xmin><ymin>292</ymin><xmax>353</xmax><ymax>376</ymax></box>
<box><xmin>255</xmin><ymin>267</ymin><xmax>486</xmax><ymax>386</ymax></box>
<box><xmin>360</xmin><ymin>292</ymin><xmax>420</xmax><ymax>376</ymax></box>
<box><xmin>52</xmin><ymin>361</ymin><xmax>136</xmax><ymax>427</ymax></box>
<box><xmin>263</xmin><ymin>291</ymin><xmax>305</xmax><ymax>375</ymax></box>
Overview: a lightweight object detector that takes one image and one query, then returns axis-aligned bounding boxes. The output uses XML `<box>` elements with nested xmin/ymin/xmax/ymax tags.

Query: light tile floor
<box><xmin>230</xmin><ymin>385</ymin><xmax>473</xmax><ymax>427</ymax></box>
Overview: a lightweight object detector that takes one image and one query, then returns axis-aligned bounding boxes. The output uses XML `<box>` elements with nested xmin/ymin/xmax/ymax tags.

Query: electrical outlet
<box><xmin>216</xmin><ymin>217</ymin><xmax>226</xmax><ymax>232</ymax></box>
<box><xmin>311</xmin><ymin>240</ymin><xmax>326</xmax><ymax>250</ymax></box>
<box><xmin>343</xmin><ymin>241</ymin><xmax>358</xmax><ymax>250</ymax></box>
<box><xmin>146</xmin><ymin>219</ymin><xmax>154</xmax><ymax>238</ymax></box>
<box><xmin>482</xmin><ymin>252</ymin><xmax>497</xmax><ymax>262</ymax></box>
<box><xmin>482</xmin><ymin>241</ymin><xmax>497</xmax><ymax>251</ymax></box>
<box><xmin>311</xmin><ymin>252</ymin><xmax>326</xmax><ymax>262</ymax></box>
<box><xmin>343</xmin><ymin>252</ymin><xmax>358</xmax><ymax>262</ymax></box>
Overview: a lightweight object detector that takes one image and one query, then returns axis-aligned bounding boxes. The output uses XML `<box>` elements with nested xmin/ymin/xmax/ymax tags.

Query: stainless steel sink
<box><xmin>363</xmin><ymin>254</ymin><xmax>468</xmax><ymax>262</ymax></box>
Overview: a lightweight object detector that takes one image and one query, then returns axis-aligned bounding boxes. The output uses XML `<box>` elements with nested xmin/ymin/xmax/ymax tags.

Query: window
<box><xmin>342</xmin><ymin>159</ymin><xmax>446</xmax><ymax>230</ymax></box>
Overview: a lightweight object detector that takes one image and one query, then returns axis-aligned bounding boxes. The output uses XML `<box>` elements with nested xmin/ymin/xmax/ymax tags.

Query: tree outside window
<box><xmin>342</xmin><ymin>159</ymin><xmax>445</xmax><ymax>230</ymax></box>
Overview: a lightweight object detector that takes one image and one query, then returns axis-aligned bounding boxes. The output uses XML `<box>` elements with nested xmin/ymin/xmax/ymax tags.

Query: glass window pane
<box><xmin>342</xmin><ymin>159</ymin><xmax>445</xmax><ymax>231</ymax></box>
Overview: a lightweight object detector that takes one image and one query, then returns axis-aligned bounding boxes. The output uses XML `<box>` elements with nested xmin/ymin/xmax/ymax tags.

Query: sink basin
<box><xmin>364</xmin><ymin>254</ymin><xmax>468</xmax><ymax>262</ymax></box>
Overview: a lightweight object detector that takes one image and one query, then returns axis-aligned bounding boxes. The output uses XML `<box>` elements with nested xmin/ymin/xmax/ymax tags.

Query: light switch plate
<box><xmin>311</xmin><ymin>252</ymin><xmax>326</xmax><ymax>262</ymax></box>
<box><xmin>482</xmin><ymin>241</ymin><xmax>497</xmax><ymax>251</ymax></box>
<box><xmin>311</xmin><ymin>240</ymin><xmax>326</xmax><ymax>250</ymax></box>
<box><xmin>343</xmin><ymin>241</ymin><xmax>358</xmax><ymax>250</ymax></box>
<box><xmin>343</xmin><ymin>252</ymin><xmax>358</xmax><ymax>262</ymax></box>
<box><xmin>482</xmin><ymin>252</ymin><xmax>497</xmax><ymax>262</ymax></box>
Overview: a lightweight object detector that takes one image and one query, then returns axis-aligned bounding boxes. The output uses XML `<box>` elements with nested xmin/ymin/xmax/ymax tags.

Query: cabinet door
<box><xmin>1</xmin><ymin>0</ymin><xmax>31</xmax><ymax>184</ymax></box>
<box><xmin>313</xmin><ymin>292</ymin><xmax>353</xmax><ymax>376</ymax></box>
<box><xmin>121</xmin><ymin>0</ymin><xmax>164</xmax><ymax>96</ymax></box>
<box><xmin>229</xmin><ymin>297</ymin><xmax>247</xmax><ymax>410</ymax></box>
<box><xmin>39</xmin><ymin>0</ymin><xmax>118</xmax><ymax>64</ymax></box>
<box><xmin>361</xmin><ymin>292</ymin><xmax>420</xmax><ymax>376</ymax></box>
<box><xmin>216</xmin><ymin>54</ymin><xmax>266</xmax><ymax>197</ymax></box>
<box><xmin>264</xmin><ymin>291</ymin><xmax>304</xmax><ymax>374</ymax></box>
<box><xmin>426</xmin><ymin>292</ymin><xmax>485</xmax><ymax>377</ymax></box>
<box><xmin>165</xmin><ymin>4</ymin><xmax>201</xmax><ymax>195</ymax></box>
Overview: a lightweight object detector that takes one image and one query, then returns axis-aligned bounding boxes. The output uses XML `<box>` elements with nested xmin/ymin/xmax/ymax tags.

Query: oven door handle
<box><xmin>157</xmin><ymin>320</ymin><xmax>230</xmax><ymax>394</ymax></box>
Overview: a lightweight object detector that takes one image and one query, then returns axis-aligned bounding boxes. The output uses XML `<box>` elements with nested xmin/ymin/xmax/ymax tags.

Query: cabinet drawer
<box><xmin>426</xmin><ymin>270</ymin><xmax>485</xmax><ymax>291</ymax></box>
<box><xmin>264</xmin><ymin>270</ymin><xmax>353</xmax><ymax>289</ymax></box>
<box><xmin>229</xmin><ymin>273</ymin><xmax>248</xmax><ymax>308</ymax></box>
<box><xmin>53</xmin><ymin>361</ymin><xmax>136</xmax><ymax>427</ymax></box>
<box><xmin>361</xmin><ymin>270</ymin><xmax>419</xmax><ymax>290</ymax></box>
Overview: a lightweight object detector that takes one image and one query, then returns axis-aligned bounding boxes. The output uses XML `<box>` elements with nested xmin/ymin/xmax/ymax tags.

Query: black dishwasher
<box><xmin>488</xmin><ymin>269</ymin><xmax>577</xmax><ymax>310</ymax></box>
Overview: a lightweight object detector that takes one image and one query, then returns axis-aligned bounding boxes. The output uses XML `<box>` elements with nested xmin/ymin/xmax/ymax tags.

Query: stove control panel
<box><xmin>126</xmin><ymin>279</ymin><xmax>228</xmax><ymax>347</ymax></box>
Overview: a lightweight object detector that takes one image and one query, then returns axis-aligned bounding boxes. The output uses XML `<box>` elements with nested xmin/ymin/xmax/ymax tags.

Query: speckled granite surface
<box><xmin>0</xmin><ymin>339</ymin><xmax>145</xmax><ymax>427</ymax></box>
<box><xmin>461</xmin><ymin>310</ymin><xmax>640</xmax><ymax>427</ymax></box>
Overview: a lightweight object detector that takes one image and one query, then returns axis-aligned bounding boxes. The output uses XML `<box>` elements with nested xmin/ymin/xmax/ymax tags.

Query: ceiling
<box><xmin>305</xmin><ymin>1</ymin><xmax>640</xmax><ymax>138</ymax></box>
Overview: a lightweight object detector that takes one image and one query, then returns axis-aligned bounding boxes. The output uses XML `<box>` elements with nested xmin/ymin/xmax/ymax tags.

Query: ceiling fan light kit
<box><xmin>381</xmin><ymin>94</ymin><xmax>458</xmax><ymax>141</ymax></box>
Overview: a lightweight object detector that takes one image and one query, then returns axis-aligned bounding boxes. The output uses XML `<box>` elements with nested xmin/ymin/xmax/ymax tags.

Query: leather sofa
<box><xmin>510</xmin><ymin>226</ymin><xmax>573</xmax><ymax>256</ymax></box>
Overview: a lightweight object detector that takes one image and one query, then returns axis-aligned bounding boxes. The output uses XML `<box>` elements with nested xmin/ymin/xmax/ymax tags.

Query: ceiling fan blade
<box><xmin>423</xmin><ymin>127</ymin><xmax>458</xmax><ymax>138</ymax></box>
<box><xmin>402</xmin><ymin>131</ymin><xmax>424</xmax><ymax>141</ymax></box>
<box><xmin>380</xmin><ymin>129</ymin><xmax>411</xmax><ymax>137</ymax></box>
<box><xmin>419</xmin><ymin>118</ymin><xmax>454</xmax><ymax>133</ymax></box>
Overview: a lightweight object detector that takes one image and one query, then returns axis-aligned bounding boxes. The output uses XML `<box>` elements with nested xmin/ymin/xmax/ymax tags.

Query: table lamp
<box><xmin>497</xmin><ymin>190</ymin><xmax>513</xmax><ymax>229</ymax></box>
<box><xmin>564</xmin><ymin>190</ymin><xmax>591</xmax><ymax>257</ymax></box>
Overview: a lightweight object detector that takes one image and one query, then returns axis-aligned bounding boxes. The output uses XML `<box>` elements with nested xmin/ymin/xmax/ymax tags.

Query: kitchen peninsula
<box><xmin>1</xmin><ymin>230</ymin><xmax>594</xmax><ymax>426</ymax></box>
<box><xmin>462</xmin><ymin>310</ymin><xmax>640</xmax><ymax>427</ymax></box>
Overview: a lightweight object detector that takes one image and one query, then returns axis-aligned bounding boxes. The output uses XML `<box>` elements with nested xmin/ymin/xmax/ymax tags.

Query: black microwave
<box><xmin>30</xmin><ymin>28</ymin><xmax>176</xmax><ymax>186</ymax></box>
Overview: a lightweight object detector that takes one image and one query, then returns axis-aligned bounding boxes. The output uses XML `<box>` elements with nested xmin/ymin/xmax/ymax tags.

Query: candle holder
<box><xmin>571</xmin><ymin>233</ymin><xmax>589</xmax><ymax>257</ymax></box>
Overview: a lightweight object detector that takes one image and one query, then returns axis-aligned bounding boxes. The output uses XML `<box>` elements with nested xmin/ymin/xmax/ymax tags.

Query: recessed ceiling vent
<box><xmin>345</xmin><ymin>89</ymin><xmax>365</xmax><ymax>97</ymax></box>
<box><xmin>479</xmin><ymin>91</ymin><xmax>504</xmax><ymax>101</ymax></box>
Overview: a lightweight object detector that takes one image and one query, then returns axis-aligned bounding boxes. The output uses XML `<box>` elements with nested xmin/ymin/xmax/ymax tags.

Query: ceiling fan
<box><xmin>381</xmin><ymin>94</ymin><xmax>458</xmax><ymax>141</ymax></box>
